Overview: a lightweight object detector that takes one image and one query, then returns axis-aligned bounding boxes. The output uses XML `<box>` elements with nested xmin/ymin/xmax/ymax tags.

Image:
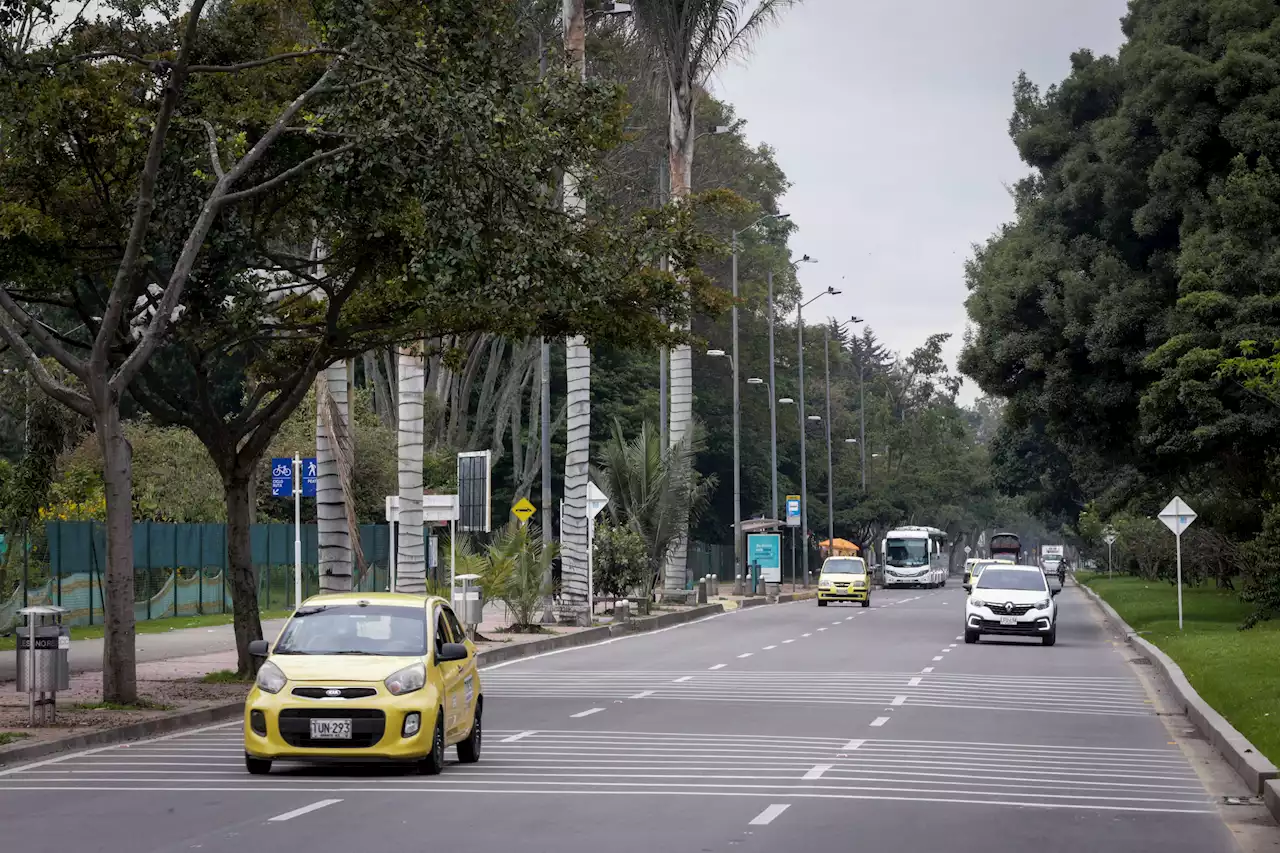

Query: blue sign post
<box><xmin>270</xmin><ymin>458</ymin><xmax>293</xmax><ymax>497</ymax></box>
<box><xmin>747</xmin><ymin>533</ymin><xmax>782</xmax><ymax>584</ymax></box>
<box><xmin>302</xmin><ymin>457</ymin><xmax>318</xmax><ymax>498</ymax></box>
<box><xmin>785</xmin><ymin>495</ymin><xmax>801</xmax><ymax>528</ymax></box>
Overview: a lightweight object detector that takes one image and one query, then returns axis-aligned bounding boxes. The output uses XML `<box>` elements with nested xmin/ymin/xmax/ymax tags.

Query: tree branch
<box><xmin>189</xmin><ymin>49</ymin><xmax>348</xmax><ymax>74</ymax></box>
<box><xmin>0</xmin><ymin>314</ymin><xmax>92</xmax><ymax>417</ymax></box>
<box><xmin>0</xmin><ymin>288</ymin><xmax>89</xmax><ymax>379</ymax></box>
<box><xmin>197</xmin><ymin>119</ymin><xmax>226</xmax><ymax>179</ymax></box>
<box><xmin>92</xmin><ymin>0</ymin><xmax>210</xmax><ymax>373</ymax></box>
<box><xmin>218</xmin><ymin>144</ymin><xmax>356</xmax><ymax>208</ymax></box>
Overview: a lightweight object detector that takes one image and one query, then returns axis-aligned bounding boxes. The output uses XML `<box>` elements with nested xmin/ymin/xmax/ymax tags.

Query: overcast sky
<box><xmin>712</xmin><ymin>0</ymin><xmax>1130</xmax><ymax>403</ymax></box>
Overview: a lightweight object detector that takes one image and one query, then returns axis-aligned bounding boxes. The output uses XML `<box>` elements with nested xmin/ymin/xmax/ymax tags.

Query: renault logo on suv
<box><xmin>1004</xmin><ymin>602</ymin><xmax>1015</xmax><ymax>614</ymax></box>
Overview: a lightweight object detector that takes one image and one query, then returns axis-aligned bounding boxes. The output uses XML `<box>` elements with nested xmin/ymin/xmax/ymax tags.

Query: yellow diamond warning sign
<box><xmin>511</xmin><ymin>497</ymin><xmax>536</xmax><ymax>524</ymax></box>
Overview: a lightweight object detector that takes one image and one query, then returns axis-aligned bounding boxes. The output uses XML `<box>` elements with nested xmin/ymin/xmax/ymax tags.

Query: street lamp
<box><xmin>764</xmin><ymin>254</ymin><xmax>815</xmax><ymax>524</ymax></box>
<box><xmin>796</xmin><ymin>285</ymin><xmax>839</xmax><ymax>586</ymax></box>
<box><xmin>729</xmin><ymin>213</ymin><xmax>790</xmax><ymax>588</ymax></box>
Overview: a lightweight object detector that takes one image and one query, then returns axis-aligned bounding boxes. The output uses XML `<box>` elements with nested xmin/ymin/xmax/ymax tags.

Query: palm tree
<box><xmin>396</xmin><ymin>344</ymin><xmax>427</xmax><ymax>592</ymax></box>
<box><xmin>594</xmin><ymin>420</ymin><xmax>715</xmax><ymax>609</ymax></box>
<box><xmin>560</xmin><ymin>0</ymin><xmax>593</xmax><ymax>624</ymax></box>
<box><xmin>316</xmin><ymin>360</ymin><xmax>356</xmax><ymax>592</ymax></box>
<box><xmin>630</xmin><ymin>0</ymin><xmax>803</xmax><ymax>591</ymax></box>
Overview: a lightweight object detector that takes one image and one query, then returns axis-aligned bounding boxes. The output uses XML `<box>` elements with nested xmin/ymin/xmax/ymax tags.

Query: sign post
<box><xmin>586</xmin><ymin>483</ymin><xmax>609</xmax><ymax>620</ymax></box>
<box><xmin>1103</xmin><ymin>528</ymin><xmax>1117</xmax><ymax>579</ymax></box>
<box><xmin>963</xmin><ymin>545</ymin><xmax>972</xmax><ymax>556</ymax></box>
<box><xmin>1158</xmin><ymin>497</ymin><xmax>1197</xmax><ymax>630</ymax></box>
<box><xmin>385</xmin><ymin>496</ymin><xmax>400</xmax><ymax>592</ymax></box>
<box><xmin>273</xmin><ymin>456</ymin><xmax>315</xmax><ymax>607</ymax></box>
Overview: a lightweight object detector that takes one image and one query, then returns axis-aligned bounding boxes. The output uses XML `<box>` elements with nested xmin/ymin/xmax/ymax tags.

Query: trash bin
<box><xmin>16</xmin><ymin>605</ymin><xmax>69</xmax><ymax>725</ymax></box>
<box><xmin>453</xmin><ymin>573</ymin><xmax>484</xmax><ymax>633</ymax></box>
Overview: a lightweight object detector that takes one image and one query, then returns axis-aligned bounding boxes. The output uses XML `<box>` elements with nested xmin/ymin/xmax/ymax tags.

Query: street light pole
<box><xmin>823</xmin><ymin>323</ymin><xmax>834</xmax><ymax>548</ymax></box>
<box><xmin>767</xmin><ymin>270</ymin><xmax>778</xmax><ymax>522</ymax></box>
<box><xmin>795</xmin><ymin>285</ymin><xmax>839</xmax><ymax>586</ymax></box>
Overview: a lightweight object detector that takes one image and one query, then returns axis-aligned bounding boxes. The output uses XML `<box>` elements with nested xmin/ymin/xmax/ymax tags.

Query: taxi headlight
<box><xmin>853</xmin><ymin>580</ymin><xmax>865</xmax><ymax>588</ymax></box>
<box><xmin>819</xmin><ymin>581</ymin><xmax>832</xmax><ymax>589</ymax></box>
<box><xmin>255</xmin><ymin>660</ymin><xmax>286</xmax><ymax>694</ymax></box>
<box><xmin>385</xmin><ymin>662</ymin><xmax>426</xmax><ymax>696</ymax></box>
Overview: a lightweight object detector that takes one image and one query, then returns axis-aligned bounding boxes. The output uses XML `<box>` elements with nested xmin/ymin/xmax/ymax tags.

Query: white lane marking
<box><xmin>841</xmin><ymin>738</ymin><xmax>865</xmax><ymax>750</ymax></box>
<box><xmin>832</xmin><ymin>621</ymin><xmax>842</xmax><ymax>625</ymax></box>
<box><xmin>922</xmin><ymin>667</ymin><xmax>934</xmax><ymax>673</ymax></box>
<box><xmin>749</xmin><ymin>804</ymin><xmax>791</xmax><ymax>826</ymax></box>
<box><xmin>571</xmin><ymin>708</ymin><xmax>605</xmax><ymax>718</ymax></box>
<box><xmin>803</xmin><ymin>764</ymin><xmax>833</xmax><ymax>780</ymax></box>
<box><xmin>0</xmin><ymin>722</ymin><xmax>237</xmax><ymax>778</ymax></box>
<box><xmin>908</xmin><ymin>677</ymin><xmax>922</xmax><ymax>687</ymax></box>
<box><xmin>949</xmin><ymin>643</ymin><xmax>958</xmax><ymax>648</ymax></box>
<box><xmin>932</xmin><ymin>656</ymin><xmax>944</xmax><ymax>661</ymax></box>
<box><xmin>481</xmin><ymin>609</ymin><xmax>729</xmax><ymax>672</ymax></box>
<box><xmin>942</xmin><ymin>649</ymin><xmax>952</xmax><ymax>653</ymax></box>
<box><xmin>802</xmin><ymin>633</ymin><xmax>812</xmax><ymax>637</ymax></box>
<box><xmin>870</xmin><ymin>716</ymin><xmax>890</xmax><ymax>727</ymax></box>
<box><xmin>500</xmin><ymin>731</ymin><xmax>537</xmax><ymax>743</ymax></box>
<box><xmin>738</xmin><ymin>653</ymin><xmax>754</xmax><ymax>659</ymax></box>
<box><xmin>955</xmin><ymin>636</ymin><xmax>963</xmax><ymax>640</ymax></box>
<box><xmin>269</xmin><ymin>799</ymin><xmax>342</xmax><ymax>822</ymax></box>
<box><xmin>708</xmin><ymin>664</ymin><xmax>727</xmax><ymax>670</ymax></box>
<box><xmin>763</xmin><ymin>645</ymin><xmax>778</xmax><ymax>650</ymax></box>
<box><xmin>673</xmin><ymin>676</ymin><xmax>694</xmax><ymax>683</ymax></box>
<box><xmin>629</xmin><ymin>691</ymin><xmax>656</xmax><ymax>699</ymax></box>
<box><xmin>817</xmin><ymin>628</ymin><xmax>827</xmax><ymax>632</ymax></box>
<box><xmin>782</xmin><ymin>639</ymin><xmax>795</xmax><ymax>644</ymax></box>
<box><xmin>891</xmin><ymin>696</ymin><xmax>907</xmax><ymax>707</ymax></box>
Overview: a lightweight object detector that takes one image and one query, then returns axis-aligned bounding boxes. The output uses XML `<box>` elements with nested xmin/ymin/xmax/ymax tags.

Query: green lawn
<box><xmin>0</xmin><ymin>608</ymin><xmax>294</xmax><ymax>652</ymax></box>
<box><xmin>0</xmin><ymin>731</ymin><xmax>30</xmax><ymax>745</ymax></box>
<box><xmin>1079</xmin><ymin>573</ymin><xmax>1280</xmax><ymax>764</ymax></box>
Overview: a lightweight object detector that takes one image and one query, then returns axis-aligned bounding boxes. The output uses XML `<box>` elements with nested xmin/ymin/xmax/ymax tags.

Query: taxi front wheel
<box><xmin>861</xmin><ymin>598</ymin><xmax>870</xmax><ymax>608</ymax></box>
<box><xmin>245</xmin><ymin>755</ymin><xmax>271</xmax><ymax>775</ymax></box>
<box><xmin>417</xmin><ymin>713</ymin><xmax>445</xmax><ymax>776</ymax></box>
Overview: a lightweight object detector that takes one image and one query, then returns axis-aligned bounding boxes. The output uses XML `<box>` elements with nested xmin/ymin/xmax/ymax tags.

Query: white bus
<box><xmin>882</xmin><ymin>526</ymin><xmax>949</xmax><ymax>588</ymax></box>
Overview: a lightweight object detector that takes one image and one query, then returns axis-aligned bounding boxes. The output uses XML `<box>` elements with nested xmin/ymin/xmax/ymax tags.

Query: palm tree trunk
<box><xmin>316</xmin><ymin>361</ymin><xmax>352</xmax><ymax>592</ymax></box>
<box><xmin>664</xmin><ymin>83</ymin><xmax>696</xmax><ymax>594</ymax></box>
<box><xmin>559</xmin><ymin>0</ymin><xmax>592</xmax><ymax>624</ymax></box>
<box><xmin>397</xmin><ymin>345</ymin><xmax>426</xmax><ymax>592</ymax></box>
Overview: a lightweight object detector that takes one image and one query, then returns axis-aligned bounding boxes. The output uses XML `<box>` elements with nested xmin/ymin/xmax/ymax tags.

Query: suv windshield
<box><xmin>975</xmin><ymin>569</ymin><xmax>1047</xmax><ymax>592</ymax></box>
<box><xmin>274</xmin><ymin>604</ymin><xmax>427</xmax><ymax>656</ymax></box>
<box><xmin>886</xmin><ymin>539</ymin><xmax>928</xmax><ymax>567</ymax></box>
<box><xmin>821</xmin><ymin>558</ymin><xmax>865</xmax><ymax>575</ymax></box>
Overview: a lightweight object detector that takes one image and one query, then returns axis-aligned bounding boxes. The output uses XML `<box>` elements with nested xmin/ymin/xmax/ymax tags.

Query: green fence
<box><xmin>688</xmin><ymin>537</ymin><xmax>816</xmax><ymax>586</ymax></box>
<box><xmin>0</xmin><ymin>521</ymin><xmax>411</xmax><ymax>631</ymax></box>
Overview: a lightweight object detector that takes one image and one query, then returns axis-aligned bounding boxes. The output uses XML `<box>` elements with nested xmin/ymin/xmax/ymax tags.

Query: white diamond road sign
<box><xmin>1158</xmin><ymin>496</ymin><xmax>1197</xmax><ymax>537</ymax></box>
<box><xmin>1103</xmin><ymin>533</ymin><xmax>1117</xmax><ymax>545</ymax></box>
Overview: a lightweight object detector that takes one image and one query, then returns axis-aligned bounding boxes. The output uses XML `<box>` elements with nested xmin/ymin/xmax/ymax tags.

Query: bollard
<box><xmin>697</xmin><ymin>577</ymin><xmax>708</xmax><ymax>605</ymax></box>
<box><xmin>615</xmin><ymin>600</ymin><xmax>631</xmax><ymax>624</ymax></box>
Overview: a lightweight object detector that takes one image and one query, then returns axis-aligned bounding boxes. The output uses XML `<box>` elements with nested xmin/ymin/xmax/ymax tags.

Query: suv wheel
<box><xmin>964</xmin><ymin>630</ymin><xmax>979</xmax><ymax>644</ymax></box>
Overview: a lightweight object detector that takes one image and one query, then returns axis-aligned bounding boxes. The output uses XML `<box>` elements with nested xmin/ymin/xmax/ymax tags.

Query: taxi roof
<box><xmin>298</xmin><ymin>592</ymin><xmax>441</xmax><ymax>608</ymax></box>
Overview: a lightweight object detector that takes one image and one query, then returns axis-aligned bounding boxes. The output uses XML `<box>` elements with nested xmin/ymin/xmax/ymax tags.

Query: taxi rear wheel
<box><xmin>245</xmin><ymin>755</ymin><xmax>272</xmax><ymax>775</ymax></box>
<box><xmin>417</xmin><ymin>713</ymin><xmax>445</xmax><ymax>776</ymax></box>
<box><xmin>817</xmin><ymin>599</ymin><xmax>828</xmax><ymax>607</ymax></box>
<box><xmin>456</xmin><ymin>699</ymin><xmax>482</xmax><ymax>764</ymax></box>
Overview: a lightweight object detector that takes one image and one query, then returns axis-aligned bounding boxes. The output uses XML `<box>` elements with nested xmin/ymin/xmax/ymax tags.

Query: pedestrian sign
<box><xmin>511</xmin><ymin>497</ymin><xmax>536</xmax><ymax>524</ymax></box>
<box><xmin>785</xmin><ymin>495</ymin><xmax>801</xmax><ymax>528</ymax></box>
<box><xmin>302</xmin><ymin>458</ymin><xmax>318</xmax><ymax>498</ymax></box>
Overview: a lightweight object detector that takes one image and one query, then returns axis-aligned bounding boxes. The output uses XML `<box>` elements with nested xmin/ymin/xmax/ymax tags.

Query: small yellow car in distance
<box><xmin>243</xmin><ymin>592</ymin><xmax>481</xmax><ymax>776</ymax></box>
<box><xmin>962</xmin><ymin>558</ymin><xmax>997</xmax><ymax>593</ymax></box>
<box><xmin>817</xmin><ymin>556</ymin><xmax>871</xmax><ymax>607</ymax></box>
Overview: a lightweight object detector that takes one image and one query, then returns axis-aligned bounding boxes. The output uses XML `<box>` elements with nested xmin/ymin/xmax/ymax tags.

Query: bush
<box><xmin>476</xmin><ymin>522</ymin><xmax>555</xmax><ymax>630</ymax></box>
<box><xmin>593</xmin><ymin>522</ymin><xmax>647</xmax><ymax>600</ymax></box>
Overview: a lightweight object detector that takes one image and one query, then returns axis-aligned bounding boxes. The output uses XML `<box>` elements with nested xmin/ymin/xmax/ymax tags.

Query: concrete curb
<box><xmin>778</xmin><ymin>591</ymin><xmax>817</xmax><ymax>603</ymax></box>
<box><xmin>0</xmin><ymin>601</ymin><xmax>728</xmax><ymax>767</ymax></box>
<box><xmin>1078</xmin><ymin>582</ymin><xmax>1279</xmax><ymax>800</ymax></box>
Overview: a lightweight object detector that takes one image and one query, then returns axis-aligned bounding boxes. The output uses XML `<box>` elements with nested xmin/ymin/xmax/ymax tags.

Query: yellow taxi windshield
<box><xmin>820</xmin><ymin>558</ymin><xmax>866</xmax><ymax>577</ymax></box>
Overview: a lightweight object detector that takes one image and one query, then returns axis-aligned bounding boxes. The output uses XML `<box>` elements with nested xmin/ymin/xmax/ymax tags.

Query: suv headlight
<box><xmin>255</xmin><ymin>660</ymin><xmax>286</xmax><ymax>694</ymax></box>
<box><xmin>1035</xmin><ymin>599</ymin><xmax>1051</xmax><ymax>610</ymax></box>
<box><xmin>970</xmin><ymin>598</ymin><xmax>986</xmax><ymax>609</ymax></box>
<box><xmin>385</xmin><ymin>662</ymin><xmax>426</xmax><ymax>696</ymax></box>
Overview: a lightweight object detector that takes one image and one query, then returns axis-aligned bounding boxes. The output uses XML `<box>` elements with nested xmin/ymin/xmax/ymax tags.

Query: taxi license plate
<box><xmin>310</xmin><ymin>718</ymin><xmax>352</xmax><ymax>739</ymax></box>
<box><xmin>1000</xmin><ymin>616</ymin><xmax>1017</xmax><ymax>626</ymax></box>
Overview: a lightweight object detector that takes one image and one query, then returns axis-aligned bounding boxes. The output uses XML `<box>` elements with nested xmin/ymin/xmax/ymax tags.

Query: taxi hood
<box><xmin>269</xmin><ymin>654</ymin><xmax>421</xmax><ymax>683</ymax></box>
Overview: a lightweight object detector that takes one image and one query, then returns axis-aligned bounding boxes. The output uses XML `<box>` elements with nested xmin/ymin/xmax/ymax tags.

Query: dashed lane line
<box><xmin>891</xmin><ymin>696</ymin><xmax>907</xmax><ymax>707</ymax></box>
<box><xmin>630</xmin><ymin>691</ymin><xmax>656</xmax><ymax>699</ymax></box>
<box><xmin>763</xmin><ymin>645</ymin><xmax>778</xmax><ymax>650</ymax></box>
<box><xmin>673</xmin><ymin>676</ymin><xmax>694</xmax><ymax>683</ymax></box>
<box><xmin>738</xmin><ymin>653</ymin><xmax>754</xmax><ymax>659</ymax></box>
<box><xmin>870</xmin><ymin>717</ymin><xmax>890</xmax><ymax>727</ymax></box>
<box><xmin>571</xmin><ymin>708</ymin><xmax>605</xmax><ymax>719</ymax></box>
<box><xmin>500</xmin><ymin>731</ymin><xmax>537</xmax><ymax>743</ymax></box>
<box><xmin>932</xmin><ymin>656</ymin><xmax>943</xmax><ymax>661</ymax></box>
<box><xmin>709</xmin><ymin>664</ymin><xmax>727</xmax><ymax>670</ymax></box>
<box><xmin>908</xmin><ymin>677</ymin><xmax>922</xmax><ymax>687</ymax></box>
<box><xmin>803</xmin><ymin>765</ymin><xmax>833</xmax><ymax>780</ymax></box>
<box><xmin>749</xmin><ymin>804</ymin><xmax>791</xmax><ymax>826</ymax></box>
<box><xmin>269</xmin><ymin>799</ymin><xmax>342</xmax><ymax>822</ymax></box>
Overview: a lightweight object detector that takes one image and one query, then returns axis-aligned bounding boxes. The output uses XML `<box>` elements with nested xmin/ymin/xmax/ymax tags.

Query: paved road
<box><xmin>0</xmin><ymin>584</ymin><xmax>1267</xmax><ymax>852</ymax></box>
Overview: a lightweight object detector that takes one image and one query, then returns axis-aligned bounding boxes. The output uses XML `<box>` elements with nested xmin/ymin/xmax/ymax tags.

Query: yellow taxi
<box><xmin>962</xmin><ymin>558</ymin><xmax>996</xmax><ymax>593</ymax></box>
<box><xmin>243</xmin><ymin>592</ymin><xmax>481</xmax><ymax>776</ymax></box>
<box><xmin>817</xmin><ymin>555</ymin><xmax>871</xmax><ymax>607</ymax></box>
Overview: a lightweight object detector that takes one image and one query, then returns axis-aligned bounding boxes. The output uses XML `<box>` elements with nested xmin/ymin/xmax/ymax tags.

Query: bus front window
<box><xmin>886</xmin><ymin>539</ymin><xmax>928</xmax><ymax>567</ymax></box>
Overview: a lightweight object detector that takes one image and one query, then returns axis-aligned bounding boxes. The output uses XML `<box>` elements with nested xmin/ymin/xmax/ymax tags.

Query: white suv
<box><xmin>964</xmin><ymin>564</ymin><xmax>1059</xmax><ymax>646</ymax></box>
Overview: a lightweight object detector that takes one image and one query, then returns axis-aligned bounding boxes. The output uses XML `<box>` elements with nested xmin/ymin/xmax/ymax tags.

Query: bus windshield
<box><xmin>886</xmin><ymin>539</ymin><xmax>928</xmax><ymax>567</ymax></box>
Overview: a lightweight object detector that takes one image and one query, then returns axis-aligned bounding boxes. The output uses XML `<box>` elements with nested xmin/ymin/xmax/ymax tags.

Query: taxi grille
<box><xmin>278</xmin><ymin>708</ymin><xmax>386</xmax><ymax>748</ymax></box>
<box><xmin>291</xmin><ymin>687</ymin><xmax>378</xmax><ymax>700</ymax></box>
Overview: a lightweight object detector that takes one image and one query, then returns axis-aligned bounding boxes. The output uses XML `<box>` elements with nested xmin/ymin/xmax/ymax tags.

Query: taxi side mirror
<box><xmin>248</xmin><ymin>639</ymin><xmax>270</xmax><ymax>657</ymax></box>
<box><xmin>437</xmin><ymin>642</ymin><xmax>468</xmax><ymax>663</ymax></box>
